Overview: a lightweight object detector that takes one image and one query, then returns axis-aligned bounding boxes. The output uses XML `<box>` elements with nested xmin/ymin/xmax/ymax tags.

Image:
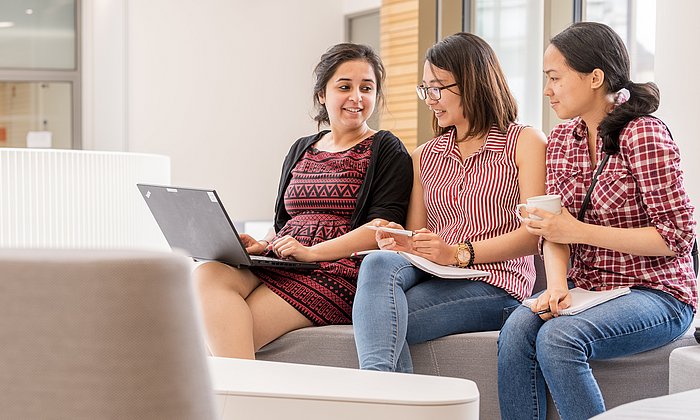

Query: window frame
<box><xmin>0</xmin><ymin>0</ymin><xmax>81</xmax><ymax>149</ymax></box>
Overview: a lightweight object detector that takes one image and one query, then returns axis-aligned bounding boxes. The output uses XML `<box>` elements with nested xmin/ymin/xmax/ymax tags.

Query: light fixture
<box><xmin>0</xmin><ymin>21</ymin><xmax>15</xmax><ymax>28</ymax></box>
<box><xmin>25</xmin><ymin>9</ymin><xmax>34</xmax><ymax>15</ymax></box>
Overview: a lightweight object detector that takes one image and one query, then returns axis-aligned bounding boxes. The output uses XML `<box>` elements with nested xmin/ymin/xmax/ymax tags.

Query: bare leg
<box><xmin>247</xmin><ymin>284</ymin><xmax>313</xmax><ymax>351</ymax></box>
<box><xmin>194</xmin><ymin>262</ymin><xmax>261</xmax><ymax>359</ymax></box>
<box><xmin>194</xmin><ymin>262</ymin><xmax>313</xmax><ymax>359</ymax></box>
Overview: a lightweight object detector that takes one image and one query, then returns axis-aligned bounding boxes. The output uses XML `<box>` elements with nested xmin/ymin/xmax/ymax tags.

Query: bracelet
<box><xmin>464</xmin><ymin>239</ymin><xmax>475</xmax><ymax>267</ymax></box>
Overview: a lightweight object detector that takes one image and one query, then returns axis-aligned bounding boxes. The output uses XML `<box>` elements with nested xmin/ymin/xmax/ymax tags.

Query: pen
<box><xmin>536</xmin><ymin>308</ymin><xmax>551</xmax><ymax>315</ymax></box>
<box><xmin>366</xmin><ymin>225</ymin><xmax>414</xmax><ymax>237</ymax></box>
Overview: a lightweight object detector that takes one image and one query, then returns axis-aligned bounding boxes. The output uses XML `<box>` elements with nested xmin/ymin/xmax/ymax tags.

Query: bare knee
<box><xmin>194</xmin><ymin>262</ymin><xmax>258</xmax><ymax>298</ymax></box>
<box><xmin>193</xmin><ymin>262</ymin><xmax>229</xmax><ymax>291</ymax></box>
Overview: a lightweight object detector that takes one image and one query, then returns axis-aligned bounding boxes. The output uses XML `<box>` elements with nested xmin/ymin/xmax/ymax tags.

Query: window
<box><xmin>0</xmin><ymin>82</ymin><xmax>72</xmax><ymax>148</ymax></box>
<box><xmin>0</xmin><ymin>0</ymin><xmax>80</xmax><ymax>149</ymax></box>
<box><xmin>584</xmin><ymin>0</ymin><xmax>656</xmax><ymax>83</ymax></box>
<box><xmin>465</xmin><ymin>0</ymin><xmax>657</xmax><ymax>132</ymax></box>
<box><xmin>473</xmin><ymin>0</ymin><xmax>544</xmax><ymax>128</ymax></box>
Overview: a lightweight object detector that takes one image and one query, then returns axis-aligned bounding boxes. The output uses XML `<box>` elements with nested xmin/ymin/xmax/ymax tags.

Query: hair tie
<box><xmin>615</xmin><ymin>87</ymin><xmax>630</xmax><ymax>105</ymax></box>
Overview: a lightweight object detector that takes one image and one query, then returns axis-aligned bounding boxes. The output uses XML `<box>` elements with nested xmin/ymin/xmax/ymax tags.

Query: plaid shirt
<box><xmin>544</xmin><ymin>116</ymin><xmax>697</xmax><ymax>310</ymax></box>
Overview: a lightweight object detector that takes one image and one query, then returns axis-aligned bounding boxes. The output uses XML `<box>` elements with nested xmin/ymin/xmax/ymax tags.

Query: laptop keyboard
<box><xmin>250</xmin><ymin>254</ymin><xmax>319</xmax><ymax>269</ymax></box>
<box><xmin>252</xmin><ymin>255</ymin><xmax>290</xmax><ymax>263</ymax></box>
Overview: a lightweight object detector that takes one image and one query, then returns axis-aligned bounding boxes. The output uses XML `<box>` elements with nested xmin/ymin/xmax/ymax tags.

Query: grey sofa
<box><xmin>591</xmin><ymin>347</ymin><xmax>700</xmax><ymax>419</ymax></box>
<box><xmin>0</xmin><ymin>249</ymin><xmax>216</xmax><ymax>419</ymax></box>
<box><xmin>257</xmin><ymin>258</ymin><xmax>699</xmax><ymax>419</ymax></box>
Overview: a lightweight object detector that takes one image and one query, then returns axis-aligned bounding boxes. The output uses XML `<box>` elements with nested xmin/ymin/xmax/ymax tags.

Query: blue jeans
<box><xmin>353</xmin><ymin>252</ymin><xmax>520</xmax><ymax>373</ymax></box>
<box><xmin>497</xmin><ymin>282</ymin><xmax>694</xmax><ymax>420</ymax></box>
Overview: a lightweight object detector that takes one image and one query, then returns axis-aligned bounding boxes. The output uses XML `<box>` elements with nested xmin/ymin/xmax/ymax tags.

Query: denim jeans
<box><xmin>353</xmin><ymin>252</ymin><xmax>520</xmax><ymax>373</ymax></box>
<box><xmin>497</xmin><ymin>282</ymin><xmax>694</xmax><ymax>420</ymax></box>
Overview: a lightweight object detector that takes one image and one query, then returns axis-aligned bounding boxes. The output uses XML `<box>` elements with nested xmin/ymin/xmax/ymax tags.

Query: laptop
<box><xmin>137</xmin><ymin>184</ymin><xmax>319</xmax><ymax>270</ymax></box>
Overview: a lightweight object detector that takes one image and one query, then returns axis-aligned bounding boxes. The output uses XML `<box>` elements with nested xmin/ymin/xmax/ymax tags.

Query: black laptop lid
<box><xmin>137</xmin><ymin>184</ymin><xmax>252</xmax><ymax>267</ymax></box>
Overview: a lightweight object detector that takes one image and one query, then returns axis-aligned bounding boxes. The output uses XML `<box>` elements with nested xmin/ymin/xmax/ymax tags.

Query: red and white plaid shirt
<box><xmin>544</xmin><ymin>116</ymin><xmax>697</xmax><ymax>310</ymax></box>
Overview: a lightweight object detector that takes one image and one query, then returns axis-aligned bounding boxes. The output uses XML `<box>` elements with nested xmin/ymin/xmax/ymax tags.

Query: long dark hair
<box><xmin>312</xmin><ymin>43</ymin><xmax>385</xmax><ymax>129</ymax></box>
<box><xmin>550</xmin><ymin>22</ymin><xmax>660</xmax><ymax>154</ymax></box>
<box><xmin>425</xmin><ymin>32</ymin><xmax>517</xmax><ymax>140</ymax></box>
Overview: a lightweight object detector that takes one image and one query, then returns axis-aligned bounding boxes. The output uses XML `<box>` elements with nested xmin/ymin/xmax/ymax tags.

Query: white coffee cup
<box><xmin>516</xmin><ymin>194</ymin><xmax>562</xmax><ymax>221</ymax></box>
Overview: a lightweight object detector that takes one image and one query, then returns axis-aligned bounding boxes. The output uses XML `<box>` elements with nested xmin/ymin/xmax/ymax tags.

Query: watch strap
<box><xmin>456</xmin><ymin>240</ymin><xmax>475</xmax><ymax>268</ymax></box>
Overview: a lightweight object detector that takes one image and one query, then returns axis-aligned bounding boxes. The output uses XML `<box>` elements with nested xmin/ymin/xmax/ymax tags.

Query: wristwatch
<box><xmin>455</xmin><ymin>243</ymin><xmax>471</xmax><ymax>268</ymax></box>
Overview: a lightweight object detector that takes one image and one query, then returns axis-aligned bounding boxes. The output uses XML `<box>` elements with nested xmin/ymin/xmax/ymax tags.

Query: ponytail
<box><xmin>598</xmin><ymin>81</ymin><xmax>660</xmax><ymax>154</ymax></box>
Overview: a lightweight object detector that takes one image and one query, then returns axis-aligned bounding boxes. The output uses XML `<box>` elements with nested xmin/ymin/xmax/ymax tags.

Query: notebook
<box><xmin>352</xmin><ymin>250</ymin><xmax>490</xmax><ymax>280</ymax></box>
<box><xmin>137</xmin><ymin>184</ymin><xmax>319</xmax><ymax>270</ymax></box>
<box><xmin>522</xmin><ymin>287</ymin><xmax>631</xmax><ymax>316</ymax></box>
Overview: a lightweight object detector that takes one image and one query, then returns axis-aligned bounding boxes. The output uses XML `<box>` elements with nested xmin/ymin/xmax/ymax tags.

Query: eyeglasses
<box><xmin>416</xmin><ymin>83</ymin><xmax>458</xmax><ymax>100</ymax></box>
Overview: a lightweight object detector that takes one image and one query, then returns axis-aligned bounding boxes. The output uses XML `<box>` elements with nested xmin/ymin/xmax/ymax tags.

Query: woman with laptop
<box><xmin>498</xmin><ymin>22</ymin><xmax>696</xmax><ymax>420</ymax></box>
<box><xmin>352</xmin><ymin>32</ymin><xmax>547</xmax><ymax>373</ymax></box>
<box><xmin>194</xmin><ymin>43</ymin><xmax>412</xmax><ymax>359</ymax></box>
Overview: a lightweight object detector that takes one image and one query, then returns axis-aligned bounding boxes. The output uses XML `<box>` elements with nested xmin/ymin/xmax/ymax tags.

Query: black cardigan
<box><xmin>273</xmin><ymin>130</ymin><xmax>413</xmax><ymax>233</ymax></box>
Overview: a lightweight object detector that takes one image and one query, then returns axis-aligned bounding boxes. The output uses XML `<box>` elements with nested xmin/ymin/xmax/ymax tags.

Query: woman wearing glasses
<box><xmin>352</xmin><ymin>32</ymin><xmax>546</xmax><ymax>372</ymax></box>
<box><xmin>195</xmin><ymin>43</ymin><xmax>412</xmax><ymax>359</ymax></box>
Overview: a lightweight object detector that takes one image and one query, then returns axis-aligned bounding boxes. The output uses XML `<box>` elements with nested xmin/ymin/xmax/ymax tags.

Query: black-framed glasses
<box><xmin>416</xmin><ymin>83</ymin><xmax>458</xmax><ymax>100</ymax></box>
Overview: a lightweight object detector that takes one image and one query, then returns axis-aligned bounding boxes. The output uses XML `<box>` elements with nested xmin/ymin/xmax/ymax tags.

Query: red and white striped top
<box><xmin>421</xmin><ymin>124</ymin><xmax>535</xmax><ymax>301</ymax></box>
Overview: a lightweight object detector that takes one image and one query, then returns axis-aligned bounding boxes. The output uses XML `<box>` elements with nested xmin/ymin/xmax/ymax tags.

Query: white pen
<box><xmin>366</xmin><ymin>225</ymin><xmax>414</xmax><ymax>237</ymax></box>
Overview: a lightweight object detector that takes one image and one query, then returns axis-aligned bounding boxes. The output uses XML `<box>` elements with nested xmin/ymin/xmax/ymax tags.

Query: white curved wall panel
<box><xmin>0</xmin><ymin>148</ymin><xmax>170</xmax><ymax>250</ymax></box>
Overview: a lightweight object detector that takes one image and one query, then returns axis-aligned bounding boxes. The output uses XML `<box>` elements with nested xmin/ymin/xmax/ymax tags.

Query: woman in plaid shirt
<box><xmin>498</xmin><ymin>22</ymin><xmax>696</xmax><ymax>420</ymax></box>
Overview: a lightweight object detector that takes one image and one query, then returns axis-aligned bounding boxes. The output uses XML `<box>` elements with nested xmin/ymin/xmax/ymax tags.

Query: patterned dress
<box><xmin>253</xmin><ymin>136</ymin><xmax>373</xmax><ymax>325</ymax></box>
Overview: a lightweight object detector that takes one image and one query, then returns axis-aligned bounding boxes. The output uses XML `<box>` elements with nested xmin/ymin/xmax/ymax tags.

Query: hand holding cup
<box><xmin>516</xmin><ymin>194</ymin><xmax>562</xmax><ymax>221</ymax></box>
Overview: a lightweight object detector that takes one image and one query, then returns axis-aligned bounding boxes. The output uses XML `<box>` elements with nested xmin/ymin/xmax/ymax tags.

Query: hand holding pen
<box><xmin>367</xmin><ymin>221</ymin><xmax>414</xmax><ymax>252</ymax></box>
<box><xmin>410</xmin><ymin>228</ymin><xmax>455</xmax><ymax>265</ymax></box>
<box><xmin>531</xmin><ymin>287</ymin><xmax>572</xmax><ymax>320</ymax></box>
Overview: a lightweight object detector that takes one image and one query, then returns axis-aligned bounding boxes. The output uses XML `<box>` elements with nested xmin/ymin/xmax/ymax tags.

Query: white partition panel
<box><xmin>0</xmin><ymin>149</ymin><xmax>170</xmax><ymax>250</ymax></box>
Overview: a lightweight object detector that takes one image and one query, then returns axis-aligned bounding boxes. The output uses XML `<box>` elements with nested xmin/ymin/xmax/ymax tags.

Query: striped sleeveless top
<box><xmin>420</xmin><ymin>124</ymin><xmax>535</xmax><ymax>301</ymax></box>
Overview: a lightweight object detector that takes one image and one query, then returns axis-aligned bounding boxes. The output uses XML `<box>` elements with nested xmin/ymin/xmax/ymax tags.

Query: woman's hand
<box><xmin>240</xmin><ymin>233</ymin><xmax>268</xmax><ymax>255</ymax></box>
<box><xmin>523</xmin><ymin>207</ymin><xmax>584</xmax><ymax>244</ymax></box>
<box><xmin>374</xmin><ymin>221</ymin><xmax>414</xmax><ymax>252</ymax></box>
<box><xmin>531</xmin><ymin>287</ymin><xmax>572</xmax><ymax>320</ymax></box>
<box><xmin>411</xmin><ymin>228</ymin><xmax>454</xmax><ymax>265</ymax></box>
<box><xmin>270</xmin><ymin>235</ymin><xmax>316</xmax><ymax>262</ymax></box>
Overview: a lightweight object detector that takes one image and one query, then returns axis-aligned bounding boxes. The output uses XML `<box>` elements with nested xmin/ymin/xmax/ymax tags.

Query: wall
<box><xmin>655</xmin><ymin>0</ymin><xmax>700</xmax><ymax>221</ymax></box>
<box><xmin>344</xmin><ymin>0</ymin><xmax>381</xmax><ymax>15</ymax></box>
<box><xmin>0</xmin><ymin>149</ymin><xmax>169</xmax><ymax>249</ymax></box>
<box><xmin>380</xmin><ymin>0</ymin><xmax>420</xmax><ymax>151</ymax></box>
<box><xmin>82</xmin><ymin>1</ymin><xmax>699</xmax><ymax>223</ymax></box>
<box><xmin>82</xmin><ymin>0</ymin><xmax>128</xmax><ymax>152</ymax></box>
<box><xmin>84</xmin><ymin>1</ymin><xmax>345</xmax><ymax>222</ymax></box>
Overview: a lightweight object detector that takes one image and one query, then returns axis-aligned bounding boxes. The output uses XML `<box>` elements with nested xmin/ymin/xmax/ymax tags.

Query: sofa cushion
<box><xmin>258</xmin><ymin>318</ymin><xmax>699</xmax><ymax>420</ymax></box>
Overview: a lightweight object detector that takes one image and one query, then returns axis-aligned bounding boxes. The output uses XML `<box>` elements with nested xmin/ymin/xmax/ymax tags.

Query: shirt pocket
<box><xmin>591</xmin><ymin>170</ymin><xmax>634</xmax><ymax>213</ymax></box>
<box><xmin>551</xmin><ymin>169</ymin><xmax>579</xmax><ymax>207</ymax></box>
